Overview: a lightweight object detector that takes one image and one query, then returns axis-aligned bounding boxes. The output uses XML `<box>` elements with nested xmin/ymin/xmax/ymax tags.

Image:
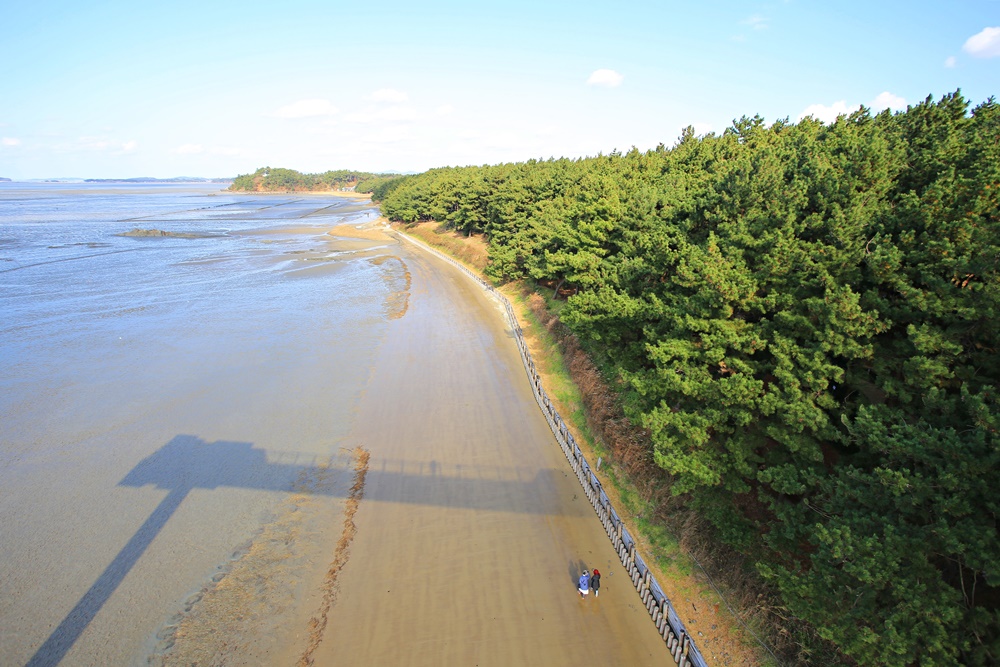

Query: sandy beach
<box><xmin>0</xmin><ymin>190</ymin><xmax>669</xmax><ymax>666</ymax></box>
<box><xmin>302</xmin><ymin>227</ymin><xmax>669</xmax><ymax>666</ymax></box>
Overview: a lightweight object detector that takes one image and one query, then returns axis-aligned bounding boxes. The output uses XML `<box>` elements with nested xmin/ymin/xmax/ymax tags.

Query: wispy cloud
<box><xmin>871</xmin><ymin>92</ymin><xmax>906</xmax><ymax>112</ymax></box>
<box><xmin>270</xmin><ymin>99</ymin><xmax>339</xmax><ymax>118</ymax></box>
<box><xmin>2</xmin><ymin>137</ymin><xmax>20</xmax><ymax>146</ymax></box>
<box><xmin>45</xmin><ymin>135</ymin><xmax>129</xmax><ymax>154</ymax></box>
<box><xmin>436</xmin><ymin>104</ymin><xmax>455</xmax><ymax>116</ymax></box>
<box><xmin>742</xmin><ymin>14</ymin><xmax>769</xmax><ymax>30</ymax></box>
<box><xmin>586</xmin><ymin>69</ymin><xmax>624</xmax><ymax>88</ymax></box>
<box><xmin>963</xmin><ymin>26</ymin><xmax>1000</xmax><ymax>58</ymax></box>
<box><xmin>76</xmin><ymin>137</ymin><xmax>114</xmax><ymax>151</ymax></box>
<box><xmin>368</xmin><ymin>88</ymin><xmax>409</xmax><ymax>103</ymax></box>
<box><xmin>173</xmin><ymin>143</ymin><xmax>204</xmax><ymax>154</ymax></box>
<box><xmin>944</xmin><ymin>55</ymin><xmax>957</xmax><ymax>68</ymax></box>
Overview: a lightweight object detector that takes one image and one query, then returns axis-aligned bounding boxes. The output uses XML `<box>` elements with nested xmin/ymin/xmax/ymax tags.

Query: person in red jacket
<box><xmin>590</xmin><ymin>569</ymin><xmax>601</xmax><ymax>597</ymax></box>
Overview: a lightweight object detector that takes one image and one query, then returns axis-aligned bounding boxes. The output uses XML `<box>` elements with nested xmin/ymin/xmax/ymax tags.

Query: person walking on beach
<box><xmin>578</xmin><ymin>569</ymin><xmax>590</xmax><ymax>599</ymax></box>
<box><xmin>590</xmin><ymin>569</ymin><xmax>601</xmax><ymax>597</ymax></box>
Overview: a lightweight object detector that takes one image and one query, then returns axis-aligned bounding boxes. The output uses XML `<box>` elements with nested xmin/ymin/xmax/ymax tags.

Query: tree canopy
<box><xmin>229</xmin><ymin>167</ymin><xmax>392</xmax><ymax>192</ymax></box>
<box><xmin>371</xmin><ymin>92</ymin><xmax>1000</xmax><ymax>666</ymax></box>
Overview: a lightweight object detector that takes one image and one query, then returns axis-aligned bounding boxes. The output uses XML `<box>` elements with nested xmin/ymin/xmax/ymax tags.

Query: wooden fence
<box><xmin>393</xmin><ymin>229</ymin><xmax>708</xmax><ymax>667</ymax></box>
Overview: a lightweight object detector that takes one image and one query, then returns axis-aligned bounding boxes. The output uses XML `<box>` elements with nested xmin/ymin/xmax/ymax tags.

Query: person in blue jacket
<box><xmin>578</xmin><ymin>569</ymin><xmax>590</xmax><ymax>599</ymax></box>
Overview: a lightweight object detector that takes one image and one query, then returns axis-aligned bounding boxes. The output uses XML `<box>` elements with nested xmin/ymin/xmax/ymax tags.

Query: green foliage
<box><xmin>356</xmin><ymin>174</ymin><xmax>411</xmax><ymax>200</ymax></box>
<box><xmin>228</xmin><ymin>166</ymin><xmax>393</xmax><ymax>192</ymax></box>
<box><xmin>373</xmin><ymin>92</ymin><xmax>1000</xmax><ymax>665</ymax></box>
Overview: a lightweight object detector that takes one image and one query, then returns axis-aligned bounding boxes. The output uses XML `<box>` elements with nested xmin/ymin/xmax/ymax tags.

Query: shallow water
<box><xmin>0</xmin><ymin>183</ymin><xmax>672</xmax><ymax>667</ymax></box>
<box><xmin>0</xmin><ymin>184</ymin><xmax>398</xmax><ymax>666</ymax></box>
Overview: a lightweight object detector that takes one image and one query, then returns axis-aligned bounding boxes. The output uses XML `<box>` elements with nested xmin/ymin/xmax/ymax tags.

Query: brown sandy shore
<box><xmin>298</xmin><ymin>222</ymin><xmax>670</xmax><ymax>665</ymax></box>
<box><xmin>223</xmin><ymin>189</ymin><xmax>374</xmax><ymax>199</ymax></box>
<box><xmin>0</xmin><ymin>207</ymin><xmax>678</xmax><ymax>666</ymax></box>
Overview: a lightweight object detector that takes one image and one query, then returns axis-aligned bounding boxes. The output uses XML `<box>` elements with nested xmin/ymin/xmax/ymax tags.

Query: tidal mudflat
<box><xmin>0</xmin><ymin>183</ymin><xmax>666</xmax><ymax>665</ymax></box>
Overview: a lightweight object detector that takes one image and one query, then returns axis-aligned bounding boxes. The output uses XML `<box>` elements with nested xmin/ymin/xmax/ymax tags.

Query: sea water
<box><xmin>0</xmin><ymin>183</ymin><xmax>397</xmax><ymax>665</ymax></box>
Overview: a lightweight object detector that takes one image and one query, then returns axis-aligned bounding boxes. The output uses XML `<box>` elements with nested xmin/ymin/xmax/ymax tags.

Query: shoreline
<box><xmin>224</xmin><ymin>189</ymin><xmax>373</xmax><ymax>199</ymax></box>
<box><xmin>306</xmin><ymin>230</ymin><xmax>671</xmax><ymax>666</ymax></box>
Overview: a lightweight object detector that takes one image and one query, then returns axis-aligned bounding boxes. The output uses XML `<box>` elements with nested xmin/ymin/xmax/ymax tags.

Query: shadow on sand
<box><xmin>26</xmin><ymin>434</ymin><xmax>583</xmax><ymax>666</ymax></box>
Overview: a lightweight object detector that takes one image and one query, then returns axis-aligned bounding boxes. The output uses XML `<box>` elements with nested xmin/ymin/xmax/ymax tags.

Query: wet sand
<box><xmin>304</xmin><ymin>231</ymin><xmax>668</xmax><ymax>665</ymax></box>
<box><xmin>0</xmin><ymin>200</ymin><xmax>668</xmax><ymax>666</ymax></box>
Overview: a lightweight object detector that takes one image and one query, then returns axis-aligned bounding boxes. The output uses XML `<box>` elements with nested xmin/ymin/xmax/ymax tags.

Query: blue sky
<box><xmin>1</xmin><ymin>0</ymin><xmax>997</xmax><ymax>179</ymax></box>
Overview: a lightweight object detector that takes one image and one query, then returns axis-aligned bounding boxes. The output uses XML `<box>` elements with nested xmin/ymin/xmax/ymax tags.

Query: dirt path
<box><xmin>305</xmin><ymin>236</ymin><xmax>669</xmax><ymax>665</ymax></box>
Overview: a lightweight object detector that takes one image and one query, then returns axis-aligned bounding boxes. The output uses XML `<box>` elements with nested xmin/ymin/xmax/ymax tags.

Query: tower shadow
<box><xmin>25</xmin><ymin>434</ymin><xmax>581</xmax><ymax>666</ymax></box>
<box><xmin>25</xmin><ymin>435</ymin><xmax>330</xmax><ymax>667</ymax></box>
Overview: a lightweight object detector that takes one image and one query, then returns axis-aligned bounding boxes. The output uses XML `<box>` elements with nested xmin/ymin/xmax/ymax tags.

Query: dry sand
<box><xmin>299</xmin><ymin>230</ymin><xmax>669</xmax><ymax>665</ymax></box>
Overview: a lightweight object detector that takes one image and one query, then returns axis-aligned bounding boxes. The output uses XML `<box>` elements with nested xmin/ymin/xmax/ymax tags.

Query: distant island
<box><xmin>0</xmin><ymin>177</ymin><xmax>11</xmax><ymax>182</ymax></box>
<box><xmin>228</xmin><ymin>167</ymin><xmax>394</xmax><ymax>193</ymax></box>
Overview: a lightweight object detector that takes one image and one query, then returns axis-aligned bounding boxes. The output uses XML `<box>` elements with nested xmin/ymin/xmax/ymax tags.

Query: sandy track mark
<box><xmin>149</xmin><ymin>457</ymin><xmax>350</xmax><ymax>667</ymax></box>
<box><xmin>298</xmin><ymin>446</ymin><xmax>370</xmax><ymax>667</ymax></box>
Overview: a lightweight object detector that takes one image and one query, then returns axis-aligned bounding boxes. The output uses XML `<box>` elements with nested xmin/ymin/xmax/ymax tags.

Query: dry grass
<box><xmin>390</xmin><ymin>221</ymin><xmax>490</xmax><ymax>273</ymax></box>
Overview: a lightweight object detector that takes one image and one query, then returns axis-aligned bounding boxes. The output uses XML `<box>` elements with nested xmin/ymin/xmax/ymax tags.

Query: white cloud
<box><xmin>963</xmin><ymin>26</ymin><xmax>1000</xmax><ymax>58</ymax></box>
<box><xmin>368</xmin><ymin>88</ymin><xmax>409</xmax><ymax>103</ymax></box>
<box><xmin>436</xmin><ymin>104</ymin><xmax>455</xmax><ymax>115</ymax></box>
<box><xmin>174</xmin><ymin>143</ymin><xmax>204</xmax><ymax>154</ymax></box>
<box><xmin>798</xmin><ymin>100</ymin><xmax>851</xmax><ymax>124</ymax></box>
<box><xmin>945</xmin><ymin>55</ymin><xmax>957</xmax><ymax>68</ymax></box>
<box><xmin>690</xmin><ymin>122</ymin><xmax>713</xmax><ymax>136</ymax></box>
<box><xmin>2</xmin><ymin>137</ymin><xmax>20</xmax><ymax>146</ymax></box>
<box><xmin>121</xmin><ymin>140</ymin><xmax>138</xmax><ymax>152</ymax></box>
<box><xmin>271</xmin><ymin>99</ymin><xmax>339</xmax><ymax>118</ymax></box>
<box><xmin>870</xmin><ymin>92</ymin><xmax>906</xmax><ymax>112</ymax></box>
<box><xmin>587</xmin><ymin>69</ymin><xmax>624</xmax><ymax>88</ymax></box>
<box><xmin>800</xmin><ymin>94</ymin><xmax>904</xmax><ymax>124</ymax></box>
<box><xmin>742</xmin><ymin>14</ymin><xmax>769</xmax><ymax>30</ymax></box>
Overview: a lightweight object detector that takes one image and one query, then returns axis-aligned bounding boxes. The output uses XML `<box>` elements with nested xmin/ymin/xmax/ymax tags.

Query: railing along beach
<box><xmin>392</xmin><ymin>227</ymin><xmax>708</xmax><ymax>667</ymax></box>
